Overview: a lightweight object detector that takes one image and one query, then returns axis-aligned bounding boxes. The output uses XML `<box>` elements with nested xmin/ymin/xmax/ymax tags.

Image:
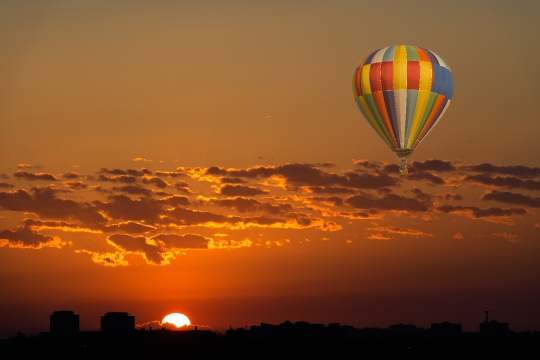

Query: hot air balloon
<box><xmin>352</xmin><ymin>45</ymin><xmax>454</xmax><ymax>175</ymax></box>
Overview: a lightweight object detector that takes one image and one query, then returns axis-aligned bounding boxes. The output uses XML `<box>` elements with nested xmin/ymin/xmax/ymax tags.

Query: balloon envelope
<box><xmin>352</xmin><ymin>45</ymin><xmax>454</xmax><ymax>175</ymax></box>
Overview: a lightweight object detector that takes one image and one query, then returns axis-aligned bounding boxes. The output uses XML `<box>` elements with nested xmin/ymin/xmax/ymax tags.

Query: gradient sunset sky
<box><xmin>1</xmin><ymin>0</ymin><xmax>539</xmax><ymax>337</ymax></box>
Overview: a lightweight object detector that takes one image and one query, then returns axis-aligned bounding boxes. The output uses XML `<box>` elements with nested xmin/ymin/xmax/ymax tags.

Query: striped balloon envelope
<box><xmin>352</xmin><ymin>45</ymin><xmax>454</xmax><ymax>175</ymax></box>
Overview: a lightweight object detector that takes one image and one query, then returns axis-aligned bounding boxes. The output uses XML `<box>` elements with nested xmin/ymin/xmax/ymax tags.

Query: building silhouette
<box><xmin>50</xmin><ymin>310</ymin><xmax>79</xmax><ymax>334</ymax></box>
<box><xmin>431</xmin><ymin>321</ymin><xmax>462</xmax><ymax>337</ymax></box>
<box><xmin>479</xmin><ymin>311</ymin><xmax>509</xmax><ymax>338</ymax></box>
<box><xmin>100</xmin><ymin>312</ymin><xmax>135</xmax><ymax>332</ymax></box>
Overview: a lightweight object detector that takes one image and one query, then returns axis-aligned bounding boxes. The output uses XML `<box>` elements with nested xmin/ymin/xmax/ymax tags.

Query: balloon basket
<box><xmin>393</xmin><ymin>149</ymin><xmax>414</xmax><ymax>176</ymax></box>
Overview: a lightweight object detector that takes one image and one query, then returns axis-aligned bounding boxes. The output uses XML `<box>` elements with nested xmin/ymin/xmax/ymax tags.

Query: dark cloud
<box><xmin>406</xmin><ymin>171</ymin><xmax>446</xmax><ymax>185</ymax></box>
<box><xmin>219</xmin><ymin>185</ymin><xmax>269</xmax><ymax>196</ymax></box>
<box><xmin>464</xmin><ymin>163</ymin><xmax>540</xmax><ymax>178</ymax></box>
<box><xmin>436</xmin><ymin>191</ymin><xmax>463</xmax><ymax>201</ymax></box>
<box><xmin>220</xmin><ymin>177</ymin><xmax>246</xmax><ymax>184</ymax></box>
<box><xmin>155</xmin><ymin>171</ymin><xmax>186</xmax><ymax>178</ymax></box>
<box><xmin>63</xmin><ymin>172</ymin><xmax>85</xmax><ymax>179</ymax></box>
<box><xmin>174</xmin><ymin>181</ymin><xmax>192</xmax><ymax>194</ymax></box>
<box><xmin>482</xmin><ymin>190</ymin><xmax>540</xmax><ymax>208</ymax></box>
<box><xmin>0</xmin><ymin>182</ymin><xmax>14</xmax><ymax>188</ymax></box>
<box><xmin>0</xmin><ymin>226</ymin><xmax>61</xmax><ymax>248</ymax></box>
<box><xmin>112</xmin><ymin>185</ymin><xmax>154</xmax><ymax>197</ymax></box>
<box><xmin>161</xmin><ymin>196</ymin><xmax>190</xmax><ymax>207</ymax></box>
<box><xmin>63</xmin><ymin>181</ymin><xmax>88</xmax><ymax>190</ymax></box>
<box><xmin>96</xmin><ymin>195</ymin><xmax>167</xmax><ymax>223</ymax></box>
<box><xmin>205</xmin><ymin>163</ymin><xmax>399</xmax><ymax>190</ymax></box>
<box><xmin>437</xmin><ymin>204</ymin><xmax>526</xmax><ymax>220</ymax></box>
<box><xmin>0</xmin><ymin>174</ymin><xmax>9</xmax><ymax>179</ymax></box>
<box><xmin>308</xmin><ymin>186</ymin><xmax>356</xmax><ymax>194</ymax></box>
<box><xmin>142</xmin><ymin>177</ymin><xmax>168</xmax><ymax>188</ymax></box>
<box><xmin>0</xmin><ymin>187</ymin><xmax>106</xmax><ymax>226</ymax></box>
<box><xmin>97</xmin><ymin>174</ymin><xmax>138</xmax><ymax>184</ymax></box>
<box><xmin>462</xmin><ymin>174</ymin><xmax>540</xmax><ymax>191</ymax></box>
<box><xmin>210</xmin><ymin>197</ymin><xmax>294</xmax><ymax>215</ymax></box>
<box><xmin>107</xmin><ymin>234</ymin><xmax>164</xmax><ymax>264</ymax></box>
<box><xmin>410</xmin><ymin>159</ymin><xmax>457</xmax><ymax>172</ymax></box>
<box><xmin>99</xmin><ymin>168</ymin><xmax>152</xmax><ymax>176</ymax></box>
<box><xmin>153</xmin><ymin>233</ymin><xmax>209</xmax><ymax>249</ymax></box>
<box><xmin>13</xmin><ymin>171</ymin><xmax>58</xmax><ymax>181</ymax></box>
<box><xmin>345</xmin><ymin>193</ymin><xmax>430</xmax><ymax>212</ymax></box>
<box><xmin>409</xmin><ymin>188</ymin><xmax>432</xmax><ymax>201</ymax></box>
<box><xmin>337</xmin><ymin>210</ymin><xmax>379</xmax><ymax>219</ymax></box>
<box><xmin>317</xmin><ymin>162</ymin><xmax>336</xmax><ymax>168</ymax></box>
<box><xmin>105</xmin><ymin>221</ymin><xmax>157</xmax><ymax>233</ymax></box>
<box><xmin>353</xmin><ymin>160</ymin><xmax>382</xmax><ymax>169</ymax></box>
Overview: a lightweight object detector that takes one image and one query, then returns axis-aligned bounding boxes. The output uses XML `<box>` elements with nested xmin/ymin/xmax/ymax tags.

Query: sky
<box><xmin>1</xmin><ymin>0</ymin><xmax>539</xmax><ymax>337</ymax></box>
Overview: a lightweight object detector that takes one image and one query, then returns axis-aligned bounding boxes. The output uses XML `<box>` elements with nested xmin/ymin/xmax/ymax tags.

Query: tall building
<box><xmin>101</xmin><ymin>312</ymin><xmax>135</xmax><ymax>332</ymax></box>
<box><xmin>50</xmin><ymin>310</ymin><xmax>79</xmax><ymax>333</ymax></box>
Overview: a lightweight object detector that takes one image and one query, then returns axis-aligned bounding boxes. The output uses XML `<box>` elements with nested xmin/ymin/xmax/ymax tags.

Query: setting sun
<box><xmin>162</xmin><ymin>313</ymin><xmax>191</xmax><ymax>328</ymax></box>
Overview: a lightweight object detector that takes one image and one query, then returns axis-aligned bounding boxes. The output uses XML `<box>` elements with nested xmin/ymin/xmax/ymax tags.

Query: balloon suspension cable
<box><xmin>393</xmin><ymin>149</ymin><xmax>414</xmax><ymax>176</ymax></box>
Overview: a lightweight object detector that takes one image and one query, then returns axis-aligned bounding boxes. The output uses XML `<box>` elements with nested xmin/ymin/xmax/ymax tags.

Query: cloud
<box><xmin>0</xmin><ymin>182</ymin><xmax>14</xmax><ymax>189</ymax></box>
<box><xmin>306</xmin><ymin>186</ymin><xmax>356</xmax><ymax>194</ymax></box>
<box><xmin>220</xmin><ymin>177</ymin><xmax>247</xmax><ymax>184</ymax></box>
<box><xmin>99</xmin><ymin>168</ymin><xmax>152</xmax><ymax>176</ymax></box>
<box><xmin>353</xmin><ymin>160</ymin><xmax>382</xmax><ymax>169</ymax></box>
<box><xmin>155</xmin><ymin>171</ymin><xmax>186</xmax><ymax>178</ymax></box>
<box><xmin>199</xmin><ymin>163</ymin><xmax>400</xmax><ymax>190</ymax></box>
<box><xmin>84</xmin><ymin>233</ymin><xmax>213</xmax><ymax>266</ymax></box>
<box><xmin>464</xmin><ymin>163</ymin><xmax>540</xmax><ymax>178</ymax></box>
<box><xmin>406</xmin><ymin>171</ymin><xmax>446</xmax><ymax>185</ymax></box>
<box><xmin>75</xmin><ymin>250</ymin><xmax>129</xmax><ymax>267</ymax></box>
<box><xmin>409</xmin><ymin>188</ymin><xmax>432</xmax><ymax>201</ymax></box>
<box><xmin>107</xmin><ymin>234</ymin><xmax>168</xmax><ymax>265</ymax></box>
<box><xmin>482</xmin><ymin>190</ymin><xmax>540</xmax><ymax>208</ymax></box>
<box><xmin>105</xmin><ymin>221</ymin><xmax>157</xmax><ymax>234</ymax></box>
<box><xmin>63</xmin><ymin>172</ymin><xmax>85</xmax><ymax>179</ymax></box>
<box><xmin>366</xmin><ymin>234</ymin><xmax>391</xmax><ymax>240</ymax></box>
<box><xmin>133</xmin><ymin>158</ymin><xmax>153</xmax><ymax>162</ymax></box>
<box><xmin>436</xmin><ymin>204</ymin><xmax>526</xmax><ymax>224</ymax></box>
<box><xmin>0</xmin><ymin>226</ymin><xmax>67</xmax><ymax>249</ymax></box>
<box><xmin>311</xmin><ymin>196</ymin><xmax>344</xmax><ymax>207</ymax></box>
<box><xmin>153</xmin><ymin>233</ymin><xmax>210</xmax><ymax>249</ymax></box>
<box><xmin>366</xmin><ymin>226</ymin><xmax>432</xmax><ymax>237</ymax></box>
<box><xmin>462</xmin><ymin>174</ymin><xmax>540</xmax><ymax>191</ymax></box>
<box><xmin>218</xmin><ymin>185</ymin><xmax>269</xmax><ymax>196</ymax></box>
<box><xmin>97</xmin><ymin>174</ymin><xmax>138</xmax><ymax>184</ymax></box>
<box><xmin>453</xmin><ymin>233</ymin><xmax>464</xmax><ymax>239</ymax></box>
<box><xmin>410</xmin><ymin>159</ymin><xmax>457</xmax><ymax>172</ymax></box>
<box><xmin>13</xmin><ymin>171</ymin><xmax>58</xmax><ymax>181</ymax></box>
<box><xmin>345</xmin><ymin>193</ymin><xmax>430</xmax><ymax>212</ymax></box>
<box><xmin>18</xmin><ymin>164</ymin><xmax>43</xmax><ymax>170</ymax></box>
<box><xmin>63</xmin><ymin>180</ymin><xmax>88</xmax><ymax>190</ymax></box>
<box><xmin>209</xmin><ymin>197</ymin><xmax>294</xmax><ymax>215</ymax></box>
<box><xmin>142</xmin><ymin>177</ymin><xmax>169</xmax><ymax>188</ymax></box>
<box><xmin>0</xmin><ymin>187</ymin><xmax>106</xmax><ymax>226</ymax></box>
<box><xmin>111</xmin><ymin>185</ymin><xmax>155</xmax><ymax>197</ymax></box>
<box><xmin>492</xmin><ymin>232</ymin><xmax>521</xmax><ymax>243</ymax></box>
<box><xmin>436</xmin><ymin>191</ymin><xmax>463</xmax><ymax>201</ymax></box>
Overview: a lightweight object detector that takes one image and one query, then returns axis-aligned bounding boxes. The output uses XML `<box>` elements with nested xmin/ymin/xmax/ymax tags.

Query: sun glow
<box><xmin>162</xmin><ymin>313</ymin><xmax>191</xmax><ymax>328</ymax></box>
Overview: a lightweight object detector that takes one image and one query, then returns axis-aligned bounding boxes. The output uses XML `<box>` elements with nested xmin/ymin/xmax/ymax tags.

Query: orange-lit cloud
<box><xmin>436</xmin><ymin>204</ymin><xmax>526</xmax><ymax>224</ymax></box>
<box><xmin>0</xmin><ymin>226</ymin><xmax>68</xmax><ymax>249</ymax></box>
<box><xmin>366</xmin><ymin>226</ymin><xmax>432</xmax><ymax>237</ymax></box>
<box><xmin>14</xmin><ymin>171</ymin><xmax>58</xmax><ymax>181</ymax></box>
<box><xmin>492</xmin><ymin>232</ymin><xmax>521</xmax><ymax>243</ymax></box>
<box><xmin>482</xmin><ymin>190</ymin><xmax>540</xmax><ymax>208</ymax></box>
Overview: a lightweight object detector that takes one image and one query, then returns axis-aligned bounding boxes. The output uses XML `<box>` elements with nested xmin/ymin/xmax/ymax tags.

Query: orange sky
<box><xmin>1</xmin><ymin>0</ymin><xmax>539</xmax><ymax>337</ymax></box>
